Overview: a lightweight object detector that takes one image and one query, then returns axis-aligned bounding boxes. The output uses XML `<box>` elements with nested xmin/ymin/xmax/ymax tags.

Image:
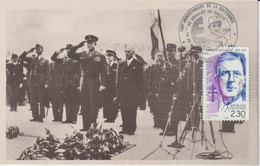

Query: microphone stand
<box><xmin>142</xmin><ymin>93</ymin><xmax>178</xmax><ymax>160</ymax></box>
<box><xmin>171</xmin><ymin>55</ymin><xmax>213</xmax><ymax>159</ymax></box>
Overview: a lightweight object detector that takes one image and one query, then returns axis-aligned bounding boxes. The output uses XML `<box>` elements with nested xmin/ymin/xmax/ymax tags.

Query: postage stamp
<box><xmin>202</xmin><ymin>47</ymin><xmax>249</xmax><ymax>121</ymax></box>
<box><xmin>179</xmin><ymin>2</ymin><xmax>238</xmax><ymax>47</ymax></box>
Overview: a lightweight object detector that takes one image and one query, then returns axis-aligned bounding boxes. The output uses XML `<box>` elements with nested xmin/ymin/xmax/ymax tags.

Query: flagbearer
<box><xmin>68</xmin><ymin>35</ymin><xmax>108</xmax><ymax>131</ymax></box>
<box><xmin>103</xmin><ymin>50</ymin><xmax>119</xmax><ymax>123</ymax></box>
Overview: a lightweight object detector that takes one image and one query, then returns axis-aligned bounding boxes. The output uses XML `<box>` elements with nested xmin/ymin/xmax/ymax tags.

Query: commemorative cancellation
<box><xmin>3</xmin><ymin>0</ymin><xmax>258</xmax><ymax>165</ymax></box>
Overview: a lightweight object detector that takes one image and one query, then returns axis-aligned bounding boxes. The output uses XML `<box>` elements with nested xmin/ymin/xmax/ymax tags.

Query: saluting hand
<box><xmin>78</xmin><ymin>41</ymin><xmax>87</xmax><ymax>47</ymax></box>
<box><xmin>28</xmin><ymin>48</ymin><xmax>35</xmax><ymax>53</ymax></box>
<box><xmin>59</xmin><ymin>48</ymin><xmax>66</xmax><ymax>53</ymax></box>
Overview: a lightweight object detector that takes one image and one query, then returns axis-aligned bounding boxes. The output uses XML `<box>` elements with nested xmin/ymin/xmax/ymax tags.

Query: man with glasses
<box><xmin>68</xmin><ymin>35</ymin><xmax>108</xmax><ymax>131</ymax></box>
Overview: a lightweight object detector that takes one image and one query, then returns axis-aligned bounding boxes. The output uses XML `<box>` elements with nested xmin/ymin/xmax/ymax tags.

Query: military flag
<box><xmin>150</xmin><ymin>10</ymin><xmax>159</xmax><ymax>60</ymax></box>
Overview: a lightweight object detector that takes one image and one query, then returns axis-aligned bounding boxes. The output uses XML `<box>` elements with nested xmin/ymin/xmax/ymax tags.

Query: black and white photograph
<box><xmin>2</xmin><ymin>0</ymin><xmax>258</xmax><ymax>165</ymax></box>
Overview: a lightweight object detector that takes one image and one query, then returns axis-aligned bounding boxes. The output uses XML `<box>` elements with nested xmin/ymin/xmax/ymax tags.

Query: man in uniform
<box><xmin>17</xmin><ymin>60</ymin><xmax>27</xmax><ymax>106</ymax></box>
<box><xmin>68</xmin><ymin>35</ymin><xmax>108</xmax><ymax>131</ymax></box>
<box><xmin>6</xmin><ymin>54</ymin><xmax>23</xmax><ymax>111</ymax></box>
<box><xmin>51</xmin><ymin>44</ymin><xmax>80</xmax><ymax>123</ymax></box>
<box><xmin>103</xmin><ymin>50</ymin><xmax>119</xmax><ymax>123</ymax></box>
<box><xmin>63</xmin><ymin>44</ymin><xmax>81</xmax><ymax>124</ymax></box>
<box><xmin>50</xmin><ymin>47</ymin><xmax>65</xmax><ymax>122</ymax></box>
<box><xmin>168</xmin><ymin>46</ymin><xmax>203</xmax><ymax>147</ymax></box>
<box><xmin>166</xmin><ymin>43</ymin><xmax>178</xmax><ymax>70</ymax></box>
<box><xmin>148</xmin><ymin>51</ymin><xmax>178</xmax><ymax>136</ymax></box>
<box><xmin>20</xmin><ymin>56</ymin><xmax>32</xmax><ymax>111</ymax></box>
<box><xmin>20</xmin><ymin>44</ymin><xmax>50</xmax><ymax>122</ymax></box>
<box><xmin>114</xmin><ymin>45</ymin><xmax>144</xmax><ymax>135</ymax></box>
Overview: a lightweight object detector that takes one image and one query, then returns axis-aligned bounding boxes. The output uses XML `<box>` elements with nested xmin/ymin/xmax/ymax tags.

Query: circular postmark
<box><xmin>179</xmin><ymin>2</ymin><xmax>238</xmax><ymax>47</ymax></box>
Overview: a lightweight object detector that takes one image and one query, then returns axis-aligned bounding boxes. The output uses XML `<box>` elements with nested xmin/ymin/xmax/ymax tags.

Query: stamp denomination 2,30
<box><xmin>203</xmin><ymin>47</ymin><xmax>249</xmax><ymax>121</ymax></box>
<box><xmin>179</xmin><ymin>2</ymin><xmax>238</xmax><ymax>47</ymax></box>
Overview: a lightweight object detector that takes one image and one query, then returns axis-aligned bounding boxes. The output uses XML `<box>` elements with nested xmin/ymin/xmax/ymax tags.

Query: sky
<box><xmin>5</xmin><ymin>3</ymin><xmax>249</xmax><ymax>62</ymax></box>
<box><xmin>6</xmin><ymin>9</ymin><xmax>182</xmax><ymax>62</ymax></box>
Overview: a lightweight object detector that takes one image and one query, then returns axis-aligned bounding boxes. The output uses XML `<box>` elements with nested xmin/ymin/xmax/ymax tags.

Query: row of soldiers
<box><xmin>148</xmin><ymin>44</ymin><xmax>203</xmax><ymax>137</ymax></box>
<box><xmin>6</xmin><ymin>34</ymin><xmax>203</xmax><ymax>136</ymax></box>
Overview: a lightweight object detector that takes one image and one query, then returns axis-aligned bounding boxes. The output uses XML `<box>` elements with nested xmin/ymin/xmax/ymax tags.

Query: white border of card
<box><xmin>0</xmin><ymin>0</ymin><xmax>258</xmax><ymax>165</ymax></box>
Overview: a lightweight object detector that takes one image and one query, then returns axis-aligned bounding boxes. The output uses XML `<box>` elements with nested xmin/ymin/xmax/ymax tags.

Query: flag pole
<box><xmin>157</xmin><ymin>9</ymin><xmax>167</xmax><ymax>61</ymax></box>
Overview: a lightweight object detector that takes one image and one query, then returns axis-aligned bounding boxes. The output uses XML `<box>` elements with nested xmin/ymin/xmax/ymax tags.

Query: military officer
<box><xmin>103</xmin><ymin>50</ymin><xmax>119</xmax><ymax>123</ymax></box>
<box><xmin>50</xmin><ymin>47</ymin><xmax>65</xmax><ymax>122</ymax></box>
<box><xmin>20</xmin><ymin>56</ymin><xmax>32</xmax><ymax>111</ymax></box>
<box><xmin>17</xmin><ymin>61</ymin><xmax>27</xmax><ymax>106</ymax></box>
<box><xmin>62</xmin><ymin>44</ymin><xmax>81</xmax><ymax>124</ymax></box>
<box><xmin>6</xmin><ymin>54</ymin><xmax>23</xmax><ymax>111</ymax></box>
<box><xmin>148</xmin><ymin>51</ymin><xmax>178</xmax><ymax>136</ymax></box>
<box><xmin>68</xmin><ymin>35</ymin><xmax>108</xmax><ymax>131</ymax></box>
<box><xmin>51</xmin><ymin>44</ymin><xmax>80</xmax><ymax>124</ymax></box>
<box><xmin>166</xmin><ymin>43</ymin><xmax>178</xmax><ymax>70</ymax></box>
<box><xmin>168</xmin><ymin>46</ymin><xmax>203</xmax><ymax>147</ymax></box>
<box><xmin>114</xmin><ymin>45</ymin><xmax>144</xmax><ymax>135</ymax></box>
<box><xmin>20</xmin><ymin>44</ymin><xmax>50</xmax><ymax>122</ymax></box>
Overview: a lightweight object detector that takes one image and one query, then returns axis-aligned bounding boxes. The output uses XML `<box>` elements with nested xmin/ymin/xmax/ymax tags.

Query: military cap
<box><xmin>166</xmin><ymin>43</ymin><xmax>176</xmax><ymax>51</ymax></box>
<box><xmin>35</xmin><ymin>44</ymin><xmax>43</xmax><ymax>49</ymax></box>
<box><xmin>65</xmin><ymin>44</ymin><xmax>73</xmax><ymax>50</ymax></box>
<box><xmin>11</xmin><ymin>54</ymin><xmax>18</xmax><ymax>59</ymax></box>
<box><xmin>106</xmin><ymin>50</ymin><xmax>116</xmax><ymax>57</ymax></box>
<box><xmin>106</xmin><ymin>50</ymin><xmax>120</xmax><ymax>60</ymax></box>
<box><xmin>178</xmin><ymin>46</ymin><xmax>186</xmax><ymax>52</ymax></box>
<box><xmin>191</xmin><ymin>46</ymin><xmax>202</xmax><ymax>52</ymax></box>
<box><xmin>114</xmin><ymin>56</ymin><xmax>120</xmax><ymax>61</ymax></box>
<box><xmin>85</xmin><ymin>35</ymin><xmax>98</xmax><ymax>43</ymax></box>
<box><xmin>208</xmin><ymin>16</ymin><xmax>221</xmax><ymax>26</ymax></box>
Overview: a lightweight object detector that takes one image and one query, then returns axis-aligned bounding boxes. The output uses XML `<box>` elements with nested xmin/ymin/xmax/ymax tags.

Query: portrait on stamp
<box><xmin>203</xmin><ymin>47</ymin><xmax>249</xmax><ymax>121</ymax></box>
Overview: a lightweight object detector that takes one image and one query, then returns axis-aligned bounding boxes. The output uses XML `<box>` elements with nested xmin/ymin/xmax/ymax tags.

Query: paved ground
<box><xmin>6</xmin><ymin>103</ymin><xmax>249</xmax><ymax>161</ymax></box>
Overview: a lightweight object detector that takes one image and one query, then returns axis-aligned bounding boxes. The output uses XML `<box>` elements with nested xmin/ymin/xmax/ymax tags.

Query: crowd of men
<box><xmin>6</xmin><ymin>34</ymin><xmax>214</xmax><ymax>138</ymax></box>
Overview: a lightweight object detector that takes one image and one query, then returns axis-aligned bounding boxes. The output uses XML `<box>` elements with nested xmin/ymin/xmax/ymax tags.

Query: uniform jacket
<box><xmin>51</xmin><ymin>51</ymin><xmax>80</xmax><ymax>89</ymax></box>
<box><xmin>6</xmin><ymin>62</ymin><xmax>23</xmax><ymax>86</ymax></box>
<box><xmin>20</xmin><ymin>52</ymin><xmax>50</xmax><ymax>88</ymax></box>
<box><xmin>179</xmin><ymin>58</ymin><xmax>203</xmax><ymax>96</ymax></box>
<box><xmin>108</xmin><ymin>63</ymin><xmax>117</xmax><ymax>89</ymax></box>
<box><xmin>49</xmin><ymin>62</ymin><xmax>63</xmax><ymax>89</ymax></box>
<box><xmin>62</xmin><ymin>57</ymin><xmax>80</xmax><ymax>89</ymax></box>
<box><xmin>68</xmin><ymin>46</ymin><xmax>108</xmax><ymax>88</ymax></box>
<box><xmin>169</xmin><ymin>57</ymin><xmax>179</xmax><ymax>71</ymax></box>
<box><xmin>116</xmin><ymin>58</ymin><xmax>144</xmax><ymax>105</ymax></box>
<box><xmin>148</xmin><ymin>61</ymin><xmax>177</xmax><ymax>95</ymax></box>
